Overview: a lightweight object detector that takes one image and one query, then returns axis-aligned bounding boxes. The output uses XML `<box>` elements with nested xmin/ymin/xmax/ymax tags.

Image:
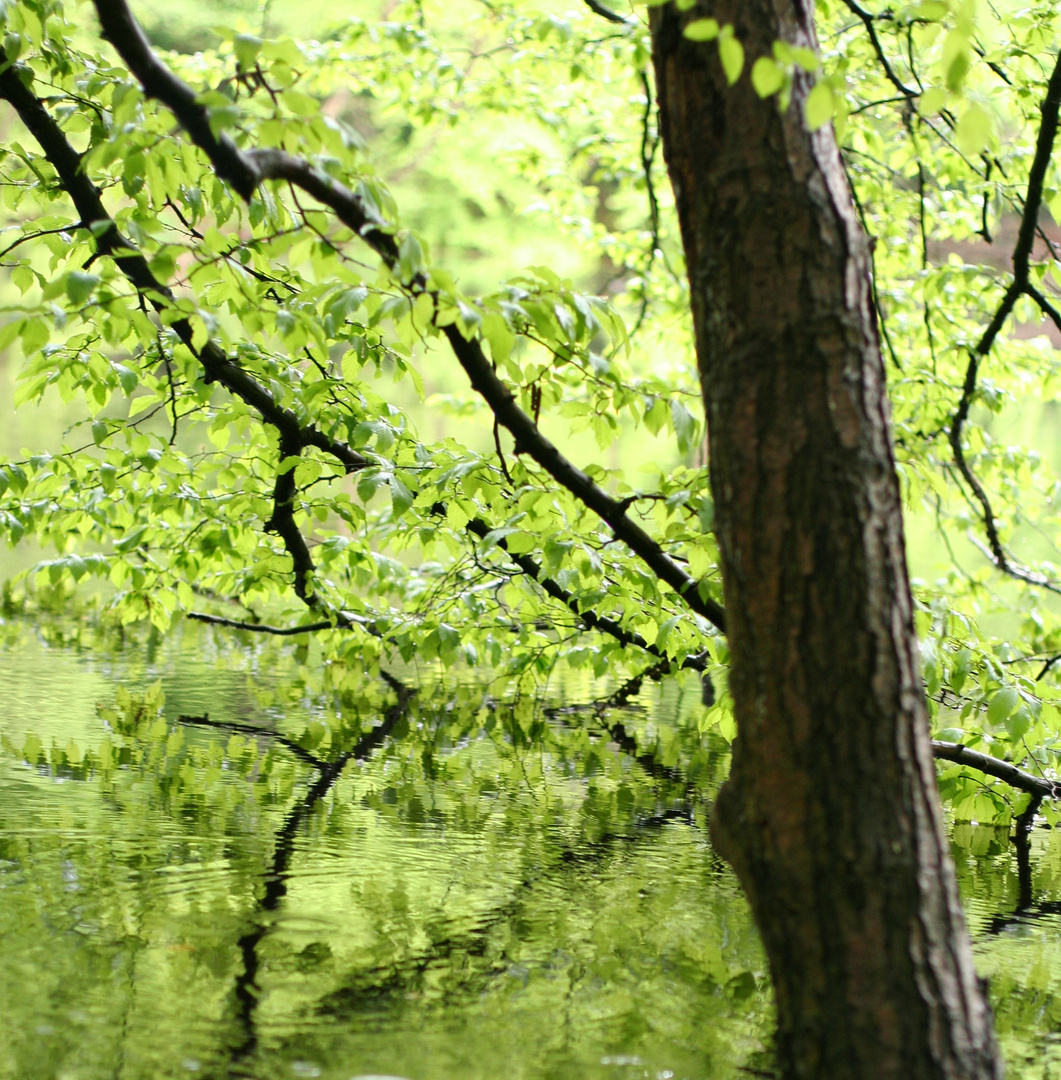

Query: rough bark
<box><xmin>650</xmin><ymin>4</ymin><xmax>1004</xmax><ymax>1079</ymax></box>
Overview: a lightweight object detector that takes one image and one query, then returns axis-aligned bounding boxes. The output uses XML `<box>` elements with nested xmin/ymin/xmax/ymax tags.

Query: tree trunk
<box><xmin>650</xmin><ymin>4</ymin><xmax>1004</xmax><ymax>1079</ymax></box>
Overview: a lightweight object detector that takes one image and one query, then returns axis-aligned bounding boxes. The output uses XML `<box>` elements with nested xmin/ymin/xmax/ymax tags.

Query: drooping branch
<box><xmin>265</xmin><ymin>432</ymin><xmax>317</xmax><ymax>605</ymax></box>
<box><xmin>466</xmin><ymin>516</ymin><xmax>710</xmax><ymax>673</ymax></box>
<box><xmin>3</xmin><ymin>6</ymin><xmax>727</xmax><ymax>672</ymax></box>
<box><xmin>932</xmin><ymin>740</ymin><xmax>1059</xmax><ymax>798</ymax></box>
<box><xmin>948</xmin><ymin>50</ymin><xmax>1061</xmax><ymax>589</ymax></box>
<box><xmin>190</xmin><ymin>507</ymin><xmax>712</xmax><ymax>677</ymax></box>
<box><xmin>0</xmin><ymin>60</ymin><xmax>372</xmax><ymax>609</ymax></box>
<box><xmin>0</xmin><ymin>62</ymin><xmax>368</xmax><ymax>476</ymax></box>
<box><xmin>90</xmin><ymin>0</ymin><xmax>727</xmax><ymax>635</ymax></box>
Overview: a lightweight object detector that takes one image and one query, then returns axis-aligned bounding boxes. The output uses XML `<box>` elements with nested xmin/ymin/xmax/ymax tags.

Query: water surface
<box><xmin>0</xmin><ymin>619</ymin><xmax>1058</xmax><ymax>1079</ymax></box>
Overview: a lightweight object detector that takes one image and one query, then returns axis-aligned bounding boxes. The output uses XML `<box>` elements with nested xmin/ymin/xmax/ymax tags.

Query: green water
<box><xmin>0</xmin><ymin>618</ymin><xmax>1059</xmax><ymax>1080</ymax></box>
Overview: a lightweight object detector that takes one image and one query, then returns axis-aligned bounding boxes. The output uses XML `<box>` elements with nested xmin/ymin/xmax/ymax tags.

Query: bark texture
<box><xmin>650</xmin><ymin>4</ymin><xmax>1004</xmax><ymax>1078</ymax></box>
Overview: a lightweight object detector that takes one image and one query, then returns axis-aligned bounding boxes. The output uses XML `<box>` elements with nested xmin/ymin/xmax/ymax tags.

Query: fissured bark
<box><xmin>650</xmin><ymin>4</ymin><xmax>1003</xmax><ymax>1078</ymax></box>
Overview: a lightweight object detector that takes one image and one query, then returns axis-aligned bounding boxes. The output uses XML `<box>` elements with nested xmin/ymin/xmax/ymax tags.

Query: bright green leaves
<box><xmin>681</xmin><ymin>20</ymin><xmax>743</xmax><ymax>85</ymax></box>
<box><xmin>232</xmin><ymin>33</ymin><xmax>263</xmax><ymax>71</ymax></box>
<box><xmin>804</xmin><ymin>81</ymin><xmax>835</xmax><ymax>132</ymax></box>
<box><xmin>682</xmin><ymin>19</ymin><xmax>718</xmax><ymax>42</ymax></box>
<box><xmin>678</xmin><ymin>21</ymin><xmax>838</xmax><ymax>135</ymax></box>
<box><xmin>717</xmin><ymin>28</ymin><xmax>744</xmax><ymax>85</ymax></box>
<box><xmin>954</xmin><ymin>103</ymin><xmax>994</xmax><ymax>155</ymax></box>
<box><xmin>986</xmin><ymin>685</ymin><xmax>1019</xmax><ymax>728</ymax></box>
<box><xmin>751</xmin><ymin>57</ymin><xmax>785</xmax><ymax>98</ymax></box>
<box><xmin>65</xmin><ymin>271</ymin><xmax>99</xmax><ymax>306</ymax></box>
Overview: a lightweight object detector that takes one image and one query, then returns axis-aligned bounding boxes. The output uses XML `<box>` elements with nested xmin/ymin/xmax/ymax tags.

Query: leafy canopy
<box><xmin>2</xmin><ymin>0</ymin><xmax>1061</xmax><ymax>824</ymax></box>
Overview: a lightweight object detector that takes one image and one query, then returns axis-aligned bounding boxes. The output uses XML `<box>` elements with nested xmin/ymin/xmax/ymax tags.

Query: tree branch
<box><xmin>948</xmin><ymin>50</ymin><xmax>1061</xmax><ymax>589</ymax></box>
<box><xmin>581</xmin><ymin>0</ymin><xmax>633</xmax><ymax>26</ymax></box>
<box><xmin>465</xmin><ymin>516</ymin><xmax>710</xmax><ymax>671</ymax></box>
<box><xmin>0</xmin><ymin>62</ymin><xmax>712</xmax><ymax>664</ymax></box>
<box><xmin>89</xmin><ymin>0</ymin><xmax>727</xmax><ymax>635</ymax></box>
<box><xmin>932</xmin><ymin>740</ymin><xmax>1060</xmax><ymax>798</ymax></box>
<box><xmin>837</xmin><ymin>0</ymin><xmax>917</xmax><ymax>99</ymax></box>
<box><xmin>0</xmin><ymin>59</ymin><xmax>379</xmax><ymax>612</ymax></box>
<box><xmin>188</xmin><ymin>608</ymin><xmax>387</xmax><ymax>638</ymax></box>
<box><xmin>0</xmin><ymin>61</ymin><xmax>368</xmax><ymax>478</ymax></box>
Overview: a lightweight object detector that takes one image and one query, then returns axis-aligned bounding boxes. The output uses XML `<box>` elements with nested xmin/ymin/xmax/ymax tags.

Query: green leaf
<box><xmin>670</xmin><ymin>399</ymin><xmax>698</xmax><ymax>454</ymax></box>
<box><xmin>1006</xmin><ymin>706</ymin><xmax>1031</xmax><ymax>743</ymax></box>
<box><xmin>389</xmin><ymin>475</ymin><xmax>415</xmax><ymax>516</ymax></box>
<box><xmin>789</xmin><ymin>45</ymin><xmax>819</xmax><ymax>72</ymax></box>
<box><xmin>698</xmin><ymin>496</ymin><xmax>715</xmax><ymax>532</ymax></box>
<box><xmin>233</xmin><ymin>33</ymin><xmax>262</xmax><ymax>70</ymax></box>
<box><xmin>955</xmin><ymin>105</ymin><xmax>992</xmax><ymax>155</ymax></box>
<box><xmin>19</xmin><ymin>317</ymin><xmax>48</xmax><ymax>355</ymax></box>
<box><xmin>66</xmin><ymin>271</ymin><xmax>99</xmax><ymax>306</ymax></box>
<box><xmin>986</xmin><ymin>687</ymin><xmax>1019</xmax><ymax>728</ymax></box>
<box><xmin>682</xmin><ymin>18</ymin><xmax>719</xmax><ymax>42</ymax></box>
<box><xmin>718</xmin><ymin>30</ymin><xmax>744</xmax><ymax>84</ymax></box>
<box><xmin>804</xmin><ymin>81</ymin><xmax>835</xmax><ymax>131</ymax></box>
<box><xmin>751</xmin><ymin>57</ymin><xmax>785</xmax><ymax>98</ymax></box>
<box><xmin>920</xmin><ymin>87</ymin><xmax>945</xmax><ymax>115</ymax></box>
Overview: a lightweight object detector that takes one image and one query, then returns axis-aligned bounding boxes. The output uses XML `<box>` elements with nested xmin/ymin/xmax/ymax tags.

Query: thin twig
<box><xmin>948</xmin><ymin>50</ymin><xmax>1061</xmax><ymax>590</ymax></box>
<box><xmin>838</xmin><ymin>0</ymin><xmax>917</xmax><ymax>98</ymax></box>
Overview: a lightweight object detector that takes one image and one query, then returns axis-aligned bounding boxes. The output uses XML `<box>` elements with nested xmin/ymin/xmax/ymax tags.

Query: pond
<box><xmin>0</xmin><ymin>616</ymin><xmax>1059</xmax><ymax>1080</ymax></box>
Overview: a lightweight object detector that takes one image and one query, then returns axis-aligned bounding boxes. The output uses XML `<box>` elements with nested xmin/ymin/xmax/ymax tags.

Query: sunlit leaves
<box><xmin>804</xmin><ymin>81</ymin><xmax>835</xmax><ymax>131</ymax></box>
<box><xmin>680</xmin><ymin>19</ymin><xmax>742</xmax><ymax>85</ymax></box>
<box><xmin>682</xmin><ymin>19</ymin><xmax>718</xmax><ymax>42</ymax></box>
<box><xmin>2</xmin><ymin>0</ymin><xmax>1061</xmax><ymax>825</ymax></box>
<box><xmin>751</xmin><ymin>57</ymin><xmax>785</xmax><ymax>99</ymax></box>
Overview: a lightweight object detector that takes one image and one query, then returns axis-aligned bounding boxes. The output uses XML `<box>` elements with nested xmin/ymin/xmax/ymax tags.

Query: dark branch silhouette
<box><xmin>949</xmin><ymin>51</ymin><xmax>1061</xmax><ymax>592</ymax></box>
<box><xmin>582</xmin><ymin>0</ymin><xmax>633</xmax><ymax>26</ymax></box>
<box><xmin>932</xmin><ymin>740</ymin><xmax>1060</xmax><ymax>798</ymax></box>
<box><xmin>465</xmin><ymin>516</ymin><xmax>710</xmax><ymax>673</ymax></box>
<box><xmin>837</xmin><ymin>0</ymin><xmax>917</xmax><ymax>99</ymax></box>
<box><xmin>89</xmin><ymin>0</ymin><xmax>727</xmax><ymax>634</ymax></box>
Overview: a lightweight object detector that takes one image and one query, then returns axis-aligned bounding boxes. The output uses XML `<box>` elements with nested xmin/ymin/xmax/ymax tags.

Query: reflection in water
<box><xmin>0</xmin><ymin>622</ymin><xmax>767</xmax><ymax>1080</ymax></box>
<box><xmin>4</xmin><ymin>621</ymin><xmax>1061</xmax><ymax>1080</ymax></box>
<box><xmin>228</xmin><ymin>678</ymin><xmax>417</xmax><ymax>1075</ymax></box>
